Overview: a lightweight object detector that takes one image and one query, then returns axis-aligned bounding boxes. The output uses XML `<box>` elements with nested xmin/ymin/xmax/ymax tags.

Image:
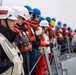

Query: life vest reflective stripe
<box><xmin>0</xmin><ymin>33</ymin><xmax>24</xmax><ymax>75</ymax></box>
<box><xmin>30</xmin><ymin>26</ymin><xmax>35</xmax><ymax>36</ymax></box>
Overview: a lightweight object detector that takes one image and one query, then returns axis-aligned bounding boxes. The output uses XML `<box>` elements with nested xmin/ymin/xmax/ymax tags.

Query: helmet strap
<box><xmin>0</xmin><ymin>20</ymin><xmax>1</xmax><ymax>25</ymax></box>
<box><xmin>5</xmin><ymin>19</ymin><xmax>10</xmax><ymax>29</ymax></box>
<box><xmin>33</xmin><ymin>14</ymin><xmax>36</xmax><ymax>19</ymax></box>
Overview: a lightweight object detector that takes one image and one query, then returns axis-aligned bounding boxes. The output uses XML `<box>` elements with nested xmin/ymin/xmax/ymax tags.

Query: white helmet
<box><xmin>12</xmin><ymin>6</ymin><xmax>25</xmax><ymax>19</ymax></box>
<box><xmin>39</xmin><ymin>20</ymin><xmax>49</xmax><ymax>27</ymax></box>
<box><xmin>0</xmin><ymin>6</ymin><xmax>17</xmax><ymax>20</ymax></box>
<box><xmin>21</xmin><ymin>7</ymin><xmax>30</xmax><ymax>20</ymax></box>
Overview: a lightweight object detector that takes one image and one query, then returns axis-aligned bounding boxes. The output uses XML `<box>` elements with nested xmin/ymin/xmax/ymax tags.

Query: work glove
<box><xmin>46</xmin><ymin>43</ymin><xmax>54</xmax><ymax>48</ymax></box>
<box><xmin>14</xmin><ymin>34</ymin><xmax>29</xmax><ymax>46</ymax></box>
<box><xmin>19</xmin><ymin>42</ymin><xmax>32</xmax><ymax>52</ymax></box>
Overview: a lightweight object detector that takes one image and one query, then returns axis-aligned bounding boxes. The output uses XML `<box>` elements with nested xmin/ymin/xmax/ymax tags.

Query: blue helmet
<box><xmin>52</xmin><ymin>18</ymin><xmax>56</xmax><ymax>22</ymax></box>
<box><xmin>67</xmin><ymin>27</ymin><xmax>71</xmax><ymax>30</ymax></box>
<box><xmin>74</xmin><ymin>29</ymin><xmax>76</xmax><ymax>32</ymax></box>
<box><xmin>56</xmin><ymin>26</ymin><xmax>60</xmax><ymax>30</ymax></box>
<box><xmin>39</xmin><ymin>16</ymin><xmax>45</xmax><ymax>22</ymax></box>
<box><xmin>63</xmin><ymin>23</ymin><xmax>67</xmax><ymax>27</ymax></box>
<box><xmin>57</xmin><ymin>21</ymin><xmax>62</xmax><ymax>26</ymax></box>
<box><xmin>24</xmin><ymin>5</ymin><xmax>33</xmax><ymax>13</ymax></box>
<box><xmin>33</xmin><ymin>8</ymin><xmax>41</xmax><ymax>17</ymax></box>
<box><xmin>45</xmin><ymin>17</ymin><xmax>51</xmax><ymax>22</ymax></box>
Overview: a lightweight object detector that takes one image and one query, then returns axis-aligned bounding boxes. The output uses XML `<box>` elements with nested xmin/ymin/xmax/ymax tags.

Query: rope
<box><xmin>28</xmin><ymin>54</ymin><xmax>42</xmax><ymax>75</ymax></box>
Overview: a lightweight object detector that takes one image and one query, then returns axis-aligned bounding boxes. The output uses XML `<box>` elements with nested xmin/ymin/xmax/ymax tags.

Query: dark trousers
<box><xmin>29</xmin><ymin>47</ymin><xmax>40</xmax><ymax>75</ymax></box>
<box><xmin>22</xmin><ymin>52</ymin><xmax>28</xmax><ymax>75</ymax></box>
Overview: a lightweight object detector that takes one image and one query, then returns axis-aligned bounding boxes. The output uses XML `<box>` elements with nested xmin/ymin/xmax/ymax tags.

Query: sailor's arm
<box><xmin>0</xmin><ymin>45</ymin><xmax>13</xmax><ymax>74</ymax></box>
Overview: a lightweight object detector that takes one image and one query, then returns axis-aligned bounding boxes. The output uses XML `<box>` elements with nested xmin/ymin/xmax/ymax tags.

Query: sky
<box><xmin>1</xmin><ymin>0</ymin><xmax>76</xmax><ymax>30</ymax></box>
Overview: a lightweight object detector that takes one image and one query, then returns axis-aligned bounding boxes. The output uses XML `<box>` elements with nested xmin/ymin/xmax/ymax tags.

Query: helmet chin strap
<box><xmin>5</xmin><ymin>19</ymin><xmax>10</xmax><ymax>29</ymax></box>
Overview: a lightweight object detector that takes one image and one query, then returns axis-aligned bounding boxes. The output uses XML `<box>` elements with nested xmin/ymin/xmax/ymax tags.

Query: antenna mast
<box><xmin>0</xmin><ymin>0</ymin><xmax>2</xmax><ymax>6</ymax></box>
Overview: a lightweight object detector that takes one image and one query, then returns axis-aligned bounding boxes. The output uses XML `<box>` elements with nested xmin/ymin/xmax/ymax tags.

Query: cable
<box><xmin>28</xmin><ymin>54</ymin><xmax>42</xmax><ymax>75</ymax></box>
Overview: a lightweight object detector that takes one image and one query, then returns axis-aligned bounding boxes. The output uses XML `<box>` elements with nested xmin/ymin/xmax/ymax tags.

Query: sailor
<box><xmin>12</xmin><ymin>6</ymin><xmax>32</xmax><ymax>75</ymax></box>
<box><xmin>36</xmin><ymin>20</ymin><xmax>53</xmax><ymax>75</ymax></box>
<box><xmin>29</xmin><ymin>8</ymin><xmax>41</xmax><ymax>75</ymax></box>
<box><xmin>0</xmin><ymin>6</ymin><xmax>24</xmax><ymax>75</ymax></box>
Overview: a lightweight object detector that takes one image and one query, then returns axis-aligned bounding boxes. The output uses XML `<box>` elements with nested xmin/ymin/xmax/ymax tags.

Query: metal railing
<box><xmin>51</xmin><ymin>36</ymin><xmax>74</xmax><ymax>75</ymax></box>
<box><xmin>28</xmin><ymin>36</ymin><xmax>74</xmax><ymax>75</ymax></box>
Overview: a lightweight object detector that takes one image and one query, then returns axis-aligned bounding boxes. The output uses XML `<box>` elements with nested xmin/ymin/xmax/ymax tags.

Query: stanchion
<box><xmin>0</xmin><ymin>0</ymin><xmax>2</xmax><ymax>6</ymax></box>
<box><xmin>66</xmin><ymin>36</ymin><xmax>71</xmax><ymax>58</ymax></box>
<box><xmin>43</xmin><ymin>48</ymin><xmax>53</xmax><ymax>75</ymax></box>
<box><xmin>52</xmin><ymin>46</ymin><xmax>59</xmax><ymax>75</ymax></box>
